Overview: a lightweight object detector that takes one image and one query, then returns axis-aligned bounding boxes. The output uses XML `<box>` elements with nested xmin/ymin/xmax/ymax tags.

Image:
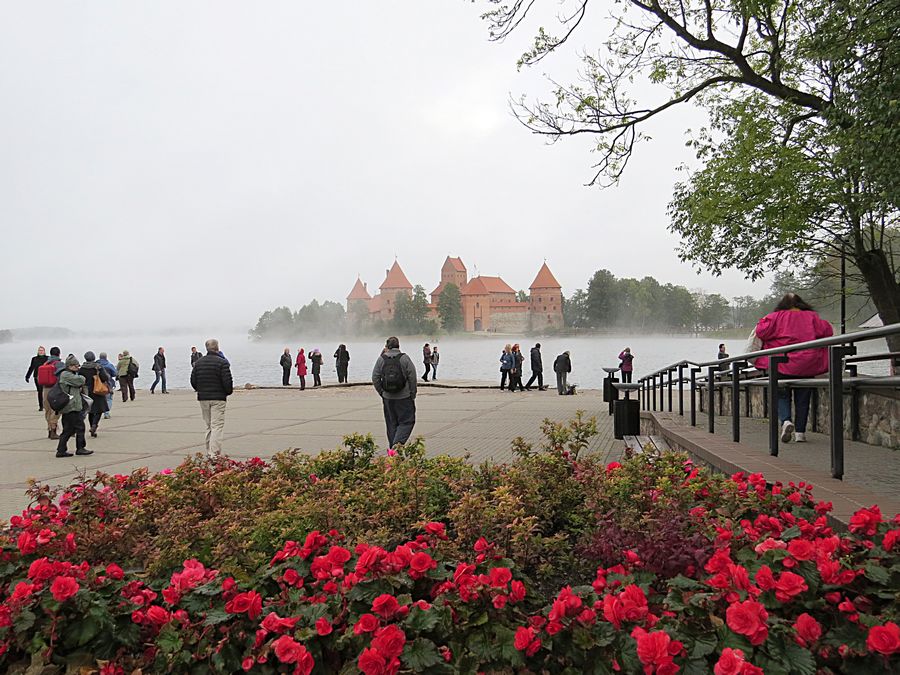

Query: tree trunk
<box><xmin>854</xmin><ymin>248</ymin><xmax>900</xmax><ymax>353</ymax></box>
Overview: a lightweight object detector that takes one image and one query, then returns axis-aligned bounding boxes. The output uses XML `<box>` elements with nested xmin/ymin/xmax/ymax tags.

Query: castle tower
<box><xmin>346</xmin><ymin>277</ymin><xmax>372</xmax><ymax>312</ymax></box>
<box><xmin>528</xmin><ymin>262</ymin><xmax>563</xmax><ymax>330</ymax></box>
<box><xmin>431</xmin><ymin>256</ymin><xmax>467</xmax><ymax>304</ymax></box>
<box><xmin>378</xmin><ymin>261</ymin><xmax>414</xmax><ymax>320</ymax></box>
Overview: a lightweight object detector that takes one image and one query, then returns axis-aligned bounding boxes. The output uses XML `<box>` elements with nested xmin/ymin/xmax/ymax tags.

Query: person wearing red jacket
<box><xmin>754</xmin><ymin>293</ymin><xmax>833</xmax><ymax>443</ymax></box>
<box><xmin>295</xmin><ymin>348</ymin><xmax>307</xmax><ymax>391</ymax></box>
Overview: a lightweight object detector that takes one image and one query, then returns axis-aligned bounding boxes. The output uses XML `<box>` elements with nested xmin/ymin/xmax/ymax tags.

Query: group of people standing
<box><xmin>279</xmin><ymin>347</ymin><xmax>337</xmax><ymax>389</ymax></box>
<box><xmin>498</xmin><ymin>343</ymin><xmax>574</xmax><ymax>395</ymax></box>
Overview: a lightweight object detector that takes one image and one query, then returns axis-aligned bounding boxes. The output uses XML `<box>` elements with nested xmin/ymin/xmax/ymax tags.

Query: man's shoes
<box><xmin>75</xmin><ymin>449</ymin><xmax>94</xmax><ymax>456</ymax></box>
<box><xmin>538</xmin><ymin>387</ymin><xmax>547</xmax><ymax>391</ymax></box>
<box><xmin>56</xmin><ymin>451</ymin><xmax>73</xmax><ymax>458</ymax></box>
<box><xmin>90</xmin><ymin>428</ymin><xmax>97</xmax><ymax>438</ymax></box>
<box><xmin>150</xmin><ymin>390</ymin><xmax>155</xmax><ymax>394</ymax></box>
<box><xmin>794</xmin><ymin>432</ymin><xmax>806</xmax><ymax>442</ymax></box>
<box><xmin>780</xmin><ymin>420</ymin><xmax>795</xmax><ymax>443</ymax></box>
<box><xmin>38</xmin><ymin>406</ymin><xmax>44</xmax><ymax>411</ymax></box>
<box><xmin>162</xmin><ymin>391</ymin><xmax>168</xmax><ymax>394</ymax></box>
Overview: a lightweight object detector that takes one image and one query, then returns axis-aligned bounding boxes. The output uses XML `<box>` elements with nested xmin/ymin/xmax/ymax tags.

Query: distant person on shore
<box><xmin>431</xmin><ymin>346</ymin><xmax>440</xmax><ymax>380</ymax></box>
<box><xmin>508</xmin><ymin>344</ymin><xmax>525</xmax><ymax>392</ymax></box>
<box><xmin>372</xmin><ymin>336</ymin><xmax>417</xmax><ymax>450</ymax></box>
<box><xmin>554</xmin><ymin>350</ymin><xmax>572</xmax><ymax>395</ymax></box>
<box><xmin>117</xmin><ymin>351</ymin><xmax>138</xmax><ymax>402</ymax></box>
<box><xmin>25</xmin><ymin>346</ymin><xmax>49</xmax><ymax>411</ymax></box>
<box><xmin>717</xmin><ymin>343</ymin><xmax>730</xmax><ymax>372</ymax></box>
<box><xmin>754</xmin><ymin>293</ymin><xmax>832</xmax><ymax>444</ymax></box>
<box><xmin>296</xmin><ymin>348</ymin><xmax>307</xmax><ymax>390</ymax></box>
<box><xmin>98</xmin><ymin>352</ymin><xmax>117</xmax><ymax>418</ymax></box>
<box><xmin>422</xmin><ymin>343</ymin><xmax>433</xmax><ymax>381</ymax></box>
<box><xmin>280</xmin><ymin>348</ymin><xmax>292</xmax><ymax>386</ymax></box>
<box><xmin>310</xmin><ymin>349</ymin><xmax>323</xmax><ymax>387</ymax></box>
<box><xmin>38</xmin><ymin>347</ymin><xmax>63</xmax><ymax>439</ymax></box>
<box><xmin>499</xmin><ymin>344</ymin><xmax>513</xmax><ymax>390</ymax></box>
<box><xmin>56</xmin><ymin>356</ymin><xmax>92</xmax><ymax>458</ymax></box>
<box><xmin>525</xmin><ymin>343</ymin><xmax>545</xmax><ymax>391</ymax></box>
<box><xmin>334</xmin><ymin>344</ymin><xmax>350</xmax><ymax>383</ymax></box>
<box><xmin>150</xmin><ymin>347</ymin><xmax>167</xmax><ymax>394</ymax></box>
<box><xmin>618</xmin><ymin>347</ymin><xmax>634</xmax><ymax>383</ymax></box>
<box><xmin>190</xmin><ymin>338</ymin><xmax>233</xmax><ymax>456</ymax></box>
<box><xmin>79</xmin><ymin>352</ymin><xmax>110</xmax><ymax>438</ymax></box>
<box><xmin>190</xmin><ymin>346</ymin><xmax>202</xmax><ymax>368</ymax></box>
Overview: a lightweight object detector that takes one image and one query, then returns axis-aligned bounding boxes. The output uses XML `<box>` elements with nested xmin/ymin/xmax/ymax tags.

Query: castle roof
<box><xmin>529</xmin><ymin>262</ymin><xmax>561</xmax><ymax>290</ymax></box>
<box><xmin>346</xmin><ymin>277</ymin><xmax>371</xmax><ymax>301</ymax></box>
<box><xmin>462</xmin><ymin>275</ymin><xmax>516</xmax><ymax>296</ymax></box>
<box><xmin>443</xmin><ymin>256</ymin><xmax>467</xmax><ymax>273</ymax></box>
<box><xmin>380</xmin><ymin>261</ymin><xmax>413</xmax><ymax>290</ymax></box>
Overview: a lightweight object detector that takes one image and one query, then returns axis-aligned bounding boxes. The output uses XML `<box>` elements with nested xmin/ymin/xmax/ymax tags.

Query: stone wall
<box><xmin>678</xmin><ymin>383</ymin><xmax>900</xmax><ymax>450</ymax></box>
<box><xmin>490</xmin><ymin>309</ymin><xmax>530</xmax><ymax>334</ymax></box>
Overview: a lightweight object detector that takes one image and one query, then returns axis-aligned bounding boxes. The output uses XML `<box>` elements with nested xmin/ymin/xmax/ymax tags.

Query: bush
<box><xmin>1</xmin><ymin>417</ymin><xmax>898</xmax><ymax>673</ymax></box>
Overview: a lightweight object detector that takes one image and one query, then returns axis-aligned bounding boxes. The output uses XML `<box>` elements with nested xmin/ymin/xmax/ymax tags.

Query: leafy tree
<box><xmin>248</xmin><ymin>306</ymin><xmax>295</xmax><ymax>341</ymax></box>
<box><xmin>437</xmin><ymin>283</ymin><xmax>464</xmax><ymax>332</ymax></box>
<box><xmin>562</xmin><ymin>289</ymin><xmax>589</xmax><ymax>328</ymax></box>
<box><xmin>393</xmin><ymin>286</ymin><xmax>435</xmax><ymax>335</ymax></box>
<box><xmin>515</xmin><ymin>290</ymin><xmax>528</xmax><ymax>303</ymax></box>
<box><xmin>585</xmin><ymin>269</ymin><xmax>619</xmax><ymax>327</ymax></box>
<box><xmin>698</xmin><ymin>294</ymin><xmax>730</xmax><ymax>331</ymax></box>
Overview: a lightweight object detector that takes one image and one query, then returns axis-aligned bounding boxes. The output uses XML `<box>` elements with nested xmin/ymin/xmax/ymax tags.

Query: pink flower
<box><xmin>714</xmin><ymin>648</ymin><xmax>763</xmax><ymax>675</ymax></box>
<box><xmin>867</xmin><ymin>622</ymin><xmax>900</xmax><ymax>656</ymax></box>
<box><xmin>315</xmin><ymin>617</ymin><xmax>333</xmax><ymax>636</ymax></box>
<box><xmin>272</xmin><ymin>635</ymin><xmax>314</xmax><ymax>673</ymax></box>
<box><xmin>773</xmin><ymin>571</ymin><xmax>808</xmax><ymax>603</ymax></box>
<box><xmin>725</xmin><ymin>600</ymin><xmax>768</xmax><ymax>646</ymax></box>
<box><xmin>793</xmin><ymin>613</ymin><xmax>822</xmax><ymax>647</ymax></box>
<box><xmin>225</xmin><ymin>591</ymin><xmax>262</xmax><ymax>620</ymax></box>
<box><xmin>849</xmin><ymin>505</ymin><xmax>882</xmax><ymax>536</ymax></box>
<box><xmin>354</xmin><ymin>613</ymin><xmax>379</xmax><ymax>635</ymax></box>
<box><xmin>371</xmin><ymin>594</ymin><xmax>401</xmax><ymax>619</ymax></box>
<box><xmin>50</xmin><ymin>576</ymin><xmax>79</xmax><ymax>602</ymax></box>
<box><xmin>488</xmin><ymin>567</ymin><xmax>512</xmax><ymax>588</ymax></box>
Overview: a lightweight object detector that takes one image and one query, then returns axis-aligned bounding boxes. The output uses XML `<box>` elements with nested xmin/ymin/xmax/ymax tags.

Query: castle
<box><xmin>346</xmin><ymin>257</ymin><xmax>563</xmax><ymax>333</ymax></box>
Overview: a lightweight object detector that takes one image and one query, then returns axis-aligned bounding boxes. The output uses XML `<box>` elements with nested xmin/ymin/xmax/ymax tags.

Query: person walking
<box><xmin>296</xmin><ymin>348</ymin><xmax>307</xmax><ymax>390</ymax></box>
<box><xmin>150</xmin><ymin>347</ymin><xmax>167</xmax><ymax>394</ymax></box>
<box><xmin>618</xmin><ymin>347</ymin><xmax>634</xmax><ymax>383</ymax></box>
<box><xmin>190</xmin><ymin>346</ymin><xmax>202</xmax><ymax>368</ymax></box>
<box><xmin>190</xmin><ymin>338</ymin><xmax>233</xmax><ymax>456</ymax></box>
<box><xmin>499</xmin><ymin>344</ymin><xmax>513</xmax><ymax>390</ymax></box>
<box><xmin>525</xmin><ymin>343</ymin><xmax>545</xmax><ymax>391</ymax></box>
<box><xmin>78</xmin><ymin>352</ymin><xmax>110</xmax><ymax>438</ymax></box>
<box><xmin>334</xmin><ymin>344</ymin><xmax>350</xmax><ymax>383</ymax></box>
<box><xmin>280</xmin><ymin>348</ymin><xmax>292</xmax><ymax>386</ymax></box>
<box><xmin>431</xmin><ymin>346</ymin><xmax>440</xmax><ymax>380</ymax></box>
<box><xmin>754</xmin><ymin>293</ymin><xmax>833</xmax><ymax>443</ymax></box>
<box><xmin>554</xmin><ymin>350</ymin><xmax>572</xmax><ymax>395</ymax></box>
<box><xmin>117</xmin><ymin>350</ymin><xmax>138</xmax><ymax>402</ymax></box>
<box><xmin>55</xmin><ymin>356</ymin><xmax>93</xmax><ymax>457</ymax></box>
<box><xmin>508</xmin><ymin>344</ymin><xmax>525</xmax><ymax>392</ymax></box>
<box><xmin>98</xmin><ymin>352</ymin><xmax>117</xmax><ymax>418</ymax></box>
<box><xmin>25</xmin><ymin>346</ymin><xmax>49</xmax><ymax>411</ymax></box>
<box><xmin>310</xmin><ymin>349</ymin><xmax>323</xmax><ymax>387</ymax></box>
<box><xmin>37</xmin><ymin>347</ymin><xmax>63</xmax><ymax>439</ymax></box>
<box><xmin>422</xmin><ymin>343</ymin><xmax>433</xmax><ymax>381</ymax></box>
<box><xmin>372</xmin><ymin>336</ymin><xmax>417</xmax><ymax>450</ymax></box>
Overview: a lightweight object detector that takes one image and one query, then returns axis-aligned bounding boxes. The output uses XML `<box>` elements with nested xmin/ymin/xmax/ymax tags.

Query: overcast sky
<box><xmin>0</xmin><ymin>1</ymin><xmax>769</xmax><ymax>333</ymax></box>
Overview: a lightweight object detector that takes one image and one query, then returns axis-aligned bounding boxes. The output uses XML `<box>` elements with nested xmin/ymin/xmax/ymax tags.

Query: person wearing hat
<box><xmin>78</xmin><ymin>352</ymin><xmax>110</xmax><ymax>438</ymax></box>
<box><xmin>56</xmin><ymin>356</ymin><xmax>93</xmax><ymax>457</ymax></box>
<box><xmin>309</xmin><ymin>348</ymin><xmax>323</xmax><ymax>387</ymax></box>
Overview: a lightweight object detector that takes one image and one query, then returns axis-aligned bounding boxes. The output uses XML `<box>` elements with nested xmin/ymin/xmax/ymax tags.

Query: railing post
<box><xmin>829</xmin><ymin>345</ymin><xmax>856</xmax><ymax>480</ymax></box>
<box><xmin>768</xmin><ymin>355</ymin><xmax>789</xmax><ymax>456</ymax></box>
<box><xmin>677</xmin><ymin>364</ymin><xmax>685</xmax><ymax>416</ymax></box>
<box><xmin>652</xmin><ymin>374</ymin><xmax>657</xmax><ymax>411</ymax></box>
<box><xmin>667</xmin><ymin>368</ymin><xmax>674</xmax><ymax>412</ymax></box>
<box><xmin>690</xmin><ymin>368</ymin><xmax>699</xmax><ymax>427</ymax></box>
<box><xmin>707</xmin><ymin>366</ymin><xmax>716</xmax><ymax>433</ymax></box>
<box><xmin>731</xmin><ymin>361</ymin><xmax>746</xmax><ymax>443</ymax></box>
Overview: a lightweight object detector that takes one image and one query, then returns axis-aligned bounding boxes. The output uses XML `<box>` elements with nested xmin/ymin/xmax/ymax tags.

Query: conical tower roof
<box><xmin>529</xmin><ymin>262</ymin><xmax>561</xmax><ymax>290</ymax></box>
<box><xmin>347</xmin><ymin>277</ymin><xmax>371</xmax><ymax>300</ymax></box>
<box><xmin>380</xmin><ymin>261</ymin><xmax>413</xmax><ymax>290</ymax></box>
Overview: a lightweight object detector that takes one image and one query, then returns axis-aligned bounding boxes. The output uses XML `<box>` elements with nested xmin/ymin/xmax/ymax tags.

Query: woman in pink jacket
<box><xmin>754</xmin><ymin>293</ymin><xmax>833</xmax><ymax>443</ymax></box>
<box><xmin>295</xmin><ymin>348</ymin><xmax>307</xmax><ymax>391</ymax></box>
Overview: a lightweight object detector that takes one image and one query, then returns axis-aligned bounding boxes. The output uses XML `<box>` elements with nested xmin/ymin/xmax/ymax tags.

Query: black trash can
<box><xmin>613</xmin><ymin>399</ymin><xmax>640</xmax><ymax>440</ymax></box>
<box><xmin>603</xmin><ymin>375</ymin><xmax>620</xmax><ymax>403</ymax></box>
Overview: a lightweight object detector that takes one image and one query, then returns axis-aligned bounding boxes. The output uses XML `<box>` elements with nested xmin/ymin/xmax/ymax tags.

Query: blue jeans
<box><xmin>777</xmin><ymin>386</ymin><xmax>812</xmax><ymax>433</ymax></box>
<box><xmin>106</xmin><ymin>393</ymin><xmax>113</xmax><ymax>412</ymax></box>
<box><xmin>151</xmin><ymin>369</ymin><xmax>167</xmax><ymax>393</ymax></box>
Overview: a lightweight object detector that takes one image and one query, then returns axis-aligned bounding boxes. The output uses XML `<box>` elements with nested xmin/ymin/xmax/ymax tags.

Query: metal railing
<box><xmin>636</xmin><ymin>323</ymin><xmax>900</xmax><ymax>480</ymax></box>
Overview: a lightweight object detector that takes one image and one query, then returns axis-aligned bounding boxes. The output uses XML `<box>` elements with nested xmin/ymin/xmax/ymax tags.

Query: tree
<box><xmin>515</xmin><ymin>290</ymin><xmax>528</xmax><ymax>303</ymax></box>
<box><xmin>563</xmin><ymin>289</ymin><xmax>589</xmax><ymax>327</ymax></box>
<box><xmin>249</xmin><ymin>306</ymin><xmax>295</xmax><ymax>341</ymax></box>
<box><xmin>479</xmin><ymin>0</ymin><xmax>900</xmax><ymax>346</ymax></box>
<box><xmin>437</xmin><ymin>283</ymin><xmax>464</xmax><ymax>332</ymax></box>
<box><xmin>393</xmin><ymin>286</ymin><xmax>435</xmax><ymax>335</ymax></box>
<box><xmin>698</xmin><ymin>294</ymin><xmax>730</xmax><ymax>330</ymax></box>
<box><xmin>585</xmin><ymin>269</ymin><xmax>619</xmax><ymax>327</ymax></box>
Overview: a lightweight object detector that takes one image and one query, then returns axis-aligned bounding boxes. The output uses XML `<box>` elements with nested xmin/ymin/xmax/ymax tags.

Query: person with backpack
<box><xmin>37</xmin><ymin>347</ymin><xmax>63</xmax><ymax>439</ymax></box>
<box><xmin>150</xmin><ymin>347</ymin><xmax>167</xmax><ymax>394</ymax></box>
<box><xmin>98</xmin><ymin>352</ymin><xmax>118</xmax><ymax>418</ymax></box>
<box><xmin>554</xmin><ymin>351</ymin><xmax>572</xmax><ymax>395</ymax></box>
<box><xmin>525</xmin><ymin>343</ymin><xmax>545</xmax><ymax>391</ymax></box>
<box><xmin>54</xmin><ymin>355</ymin><xmax>93</xmax><ymax>457</ymax></box>
<box><xmin>280</xmin><ymin>348</ymin><xmax>292</xmax><ymax>386</ymax></box>
<box><xmin>190</xmin><ymin>338</ymin><xmax>234</xmax><ymax>456</ymax></box>
<box><xmin>78</xmin><ymin>352</ymin><xmax>110</xmax><ymax>438</ymax></box>
<box><xmin>310</xmin><ymin>349</ymin><xmax>323</xmax><ymax>387</ymax></box>
<box><xmin>334</xmin><ymin>344</ymin><xmax>350</xmax><ymax>383</ymax></box>
<box><xmin>117</xmin><ymin>350</ymin><xmax>139</xmax><ymax>402</ymax></box>
<box><xmin>25</xmin><ymin>346</ymin><xmax>49</xmax><ymax>411</ymax></box>
<box><xmin>295</xmin><ymin>348</ymin><xmax>307</xmax><ymax>390</ymax></box>
<box><xmin>372</xmin><ymin>336</ymin><xmax>418</xmax><ymax>450</ymax></box>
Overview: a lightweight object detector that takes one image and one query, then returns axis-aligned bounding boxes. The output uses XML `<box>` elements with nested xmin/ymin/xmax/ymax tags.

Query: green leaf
<box><xmin>494</xmin><ymin>624</ymin><xmax>525</xmax><ymax>665</ymax></box>
<box><xmin>203</xmin><ymin>608</ymin><xmax>231</xmax><ymax>626</ymax></box>
<box><xmin>63</xmin><ymin>617</ymin><xmax>101</xmax><ymax>648</ymax></box>
<box><xmin>864</xmin><ymin>561</ymin><xmax>890</xmax><ymax>584</ymax></box>
<box><xmin>405</xmin><ymin>606</ymin><xmax>439</xmax><ymax>632</ymax></box>
<box><xmin>689</xmin><ymin>634</ymin><xmax>718</xmax><ymax>659</ymax></box>
<box><xmin>783</xmin><ymin>641</ymin><xmax>816</xmax><ymax>675</ymax></box>
<box><xmin>402</xmin><ymin>638</ymin><xmax>442</xmax><ymax>670</ymax></box>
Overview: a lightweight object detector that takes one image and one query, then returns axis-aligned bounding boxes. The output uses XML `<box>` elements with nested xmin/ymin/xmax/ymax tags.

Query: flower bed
<box><xmin>1</xmin><ymin>416</ymin><xmax>898</xmax><ymax>673</ymax></box>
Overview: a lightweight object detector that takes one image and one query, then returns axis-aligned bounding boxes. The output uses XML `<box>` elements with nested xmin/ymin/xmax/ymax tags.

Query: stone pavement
<box><xmin>0</xmin><ymin>384</ymin><xmax>619</xmax><ymax>518</ymax></box>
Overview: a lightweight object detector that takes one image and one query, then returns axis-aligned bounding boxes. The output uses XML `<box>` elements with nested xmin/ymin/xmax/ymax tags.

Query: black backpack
<box><xmin>381</xmin><ymin>353</ymin><xmax>406</xmax><ymax>393</ymax></box>
<box><xmin>127</xmin><ymin>358</ymin><xmax>139</xmax><ymax>379</ymax></box>
<box><xmin>47</xmin><ymin>383</ymin><xmax>72</xmax><ymax>413</ymax></box>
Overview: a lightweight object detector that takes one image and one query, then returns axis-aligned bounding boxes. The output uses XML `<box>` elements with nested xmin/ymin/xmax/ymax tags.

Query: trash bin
<box><xmin>603</xmin><ymin>375</ymin><xmax>620</xmax><ymax>403</ymax></box>
<box><xmin>613</xmin><ymin>399</ymin><xmax>640</xmax><ymax>440</ymax></box>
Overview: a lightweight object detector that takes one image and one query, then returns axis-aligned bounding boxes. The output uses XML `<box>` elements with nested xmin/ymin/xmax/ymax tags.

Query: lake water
<box><xmin>0</xmin><ymin>332</ymin><xmax>890</xmax><ymax>392</ymax></box>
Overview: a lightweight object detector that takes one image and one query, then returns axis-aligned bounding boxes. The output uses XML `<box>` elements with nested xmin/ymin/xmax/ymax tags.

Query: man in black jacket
<box><xmin>150</xmin><ymin>347</ymin><xmax>167</xmax><ymax>394</ymax></box>
<box><xmin>525</xmin><ymin>343</ymin><xmax>546</xmax><ymax>391</ymax></box>
<box><xmin>190</xmin><ymin>338</ymin><xmax>233</xmax><ymax>456</ymax></box>
<box><xmin>553</xmin><ymin>351</ymin><xmax>572</xmax><ymax>395</ymax></box>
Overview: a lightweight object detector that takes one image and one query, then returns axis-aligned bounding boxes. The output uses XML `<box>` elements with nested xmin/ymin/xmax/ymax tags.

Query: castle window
<box><xmin>544</xmin><ymin>306</ymin><xmax>547</xmax><ymax>311</ymax></box>
<box><xmin>476</xmin><ymin>302</ymin><xmax>480</xmax><ymax>308</ymax></box>
<box><xmin>553</xmin><ymin>306</ymin><xmax>556</xmax><ymax>311</ymax></box>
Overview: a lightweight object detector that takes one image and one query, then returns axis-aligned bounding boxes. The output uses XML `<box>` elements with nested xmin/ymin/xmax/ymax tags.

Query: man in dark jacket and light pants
<box><xmin>554</xmin><ymin>351</ymin><xmax>572</xmax><ymax>395</ymax></box>
<box><xmin>525</xmin><ymin>343</ymin><xmax>546</xmax><ymax>391</ymax></box>
<box><xmin>190</xmin><ymin>338</ymin><xmax>233</xmax><ymax>456</ymax></box>
<box><xmin>372</xmin><ymin>336</ymin><xmax>418</xmax><ymax>450</ymax></box>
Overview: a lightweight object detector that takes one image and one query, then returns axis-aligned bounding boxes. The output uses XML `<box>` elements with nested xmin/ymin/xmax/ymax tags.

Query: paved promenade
<box><xmin>0</xmin><ymin>384</ymin><xmax>618</xmax><ymax>518</ymax></box>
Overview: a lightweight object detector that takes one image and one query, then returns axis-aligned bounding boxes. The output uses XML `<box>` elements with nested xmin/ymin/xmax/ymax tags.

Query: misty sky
<box><xmin>0</xmin><ymin>1</ymin><xmax>769</xmax><ymax>333</ymax></box>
